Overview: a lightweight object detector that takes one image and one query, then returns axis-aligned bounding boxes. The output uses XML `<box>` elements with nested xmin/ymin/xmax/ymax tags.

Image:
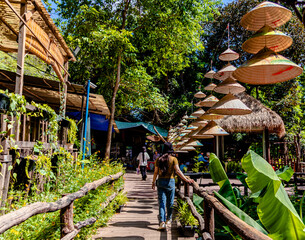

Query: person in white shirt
<box><xmin>137</xmin><ymin>146</ymin><xmax>150</xmax><ymax>180</ymax></box>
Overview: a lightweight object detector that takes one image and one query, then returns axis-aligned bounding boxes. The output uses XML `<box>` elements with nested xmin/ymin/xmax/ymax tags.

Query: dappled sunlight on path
<box><xmin>92</xmin><ymin>171</ymin><xmax>196</xmax><ymax>240</ymax></box>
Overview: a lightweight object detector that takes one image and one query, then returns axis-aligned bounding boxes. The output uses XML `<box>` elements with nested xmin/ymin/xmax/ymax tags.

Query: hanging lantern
<box><xmin>204</xmin><ymin>83</ymin><xmax>217</xmax><ymax>91</ymax></box>
<box><xmin>213</xmin><ymin>77</ymin><xmax>245</xmax><ymax>94</ymax></box>
<box><xmin>200</xmin><ymin>94</ymin><xmax>219</xmax><ymax>107</ymax></box>
<box><xmin>240</xmin><ymin>1</ymin><xmax>292</xmax><ymax>31</ymax></box>
<box><xmin>197</xmin><ymin>121</ymin><xmax>229</xmax><ymax>136</ymax></box>
<box><xmin>207</xmin><ymin>93</ymin><xmax>252</xmax><ymax>115</ymax></box>
<box><xmin>214</xmin><ymin>63</ymin><xmax>237</xmax><ymax>81</ymax></box>
<box><xmin>194</xmin><ymin>91</ymin><xmax>206</xmax><ymax>99</ymax></box>
<box><xmin>242</xmin><ymin>26</ymin><xmax>292</xmax><ymax>54</ymax></box>
<box><xmin>191</xmin><ymin>108</ymin><xmax>205</xmax><ymax>117</ymax></box>
<box><xmin>219</xmin><ymin>48</ymin><xmax>239</xmax><ymax>61</ymax></box>
<box><xmin>233</xmin><ymin>48</ymin><xmax>303</xmax><ymax>85</ymax></box>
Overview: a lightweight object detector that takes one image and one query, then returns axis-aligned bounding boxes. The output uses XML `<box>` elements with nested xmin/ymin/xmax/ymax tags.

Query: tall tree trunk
<box><xmin>104</xmin><ymin>0</ymin><xmax>130</xmax><ymax>159</ymax></box>
<box><xmin>105</xmin><ymin>54</ymin><xmax>122</xmax><ymax>159</ymax></box>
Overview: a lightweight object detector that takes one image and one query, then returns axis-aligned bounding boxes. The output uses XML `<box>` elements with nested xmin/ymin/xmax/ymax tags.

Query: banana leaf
<box><xmin>214</xmin><ymin>191</ymin><xmax>268</xmax><ymax>235</ymax></box>
<box><xmin>209</xmin><ymin>153</ymin><xmax>237</xmax><ymax>206</ymax></box>
<box><xmin>241</xmin><ymin>150</ymin><xmax>305</xmax><ymax>239</ymax></box>
<box><xmin>276</xmin><ymin>166</ymin><xmax>294</xmax><ymax>182</ymax></box>
<box><xmin>193</xmin><ymin>193</ymin><xmax>204</xmax><ymax>215</ymax></box>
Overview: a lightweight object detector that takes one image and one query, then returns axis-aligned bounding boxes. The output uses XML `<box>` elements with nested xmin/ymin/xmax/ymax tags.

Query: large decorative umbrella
<box><xmin>194</xmin><ymin>91</ymin><xmax>206</xmax><ymax>99</ymax></box>
<box><xmin>213</xmin><ymin>77</ymin><xmax>246</xmax><ymax>94</ymax></box>
<box><xmin>219</xmin><ymin>48</ymin><xmax>239</xmax><ymax>62</ymax></box>
<box><xmin>240</xmin><ymin>1</ymin><xmax>292</xmax><ymax>31</ymax></box>
<box><xmin>191</xmin><ymin>108</ymin><xmax>205</xmax><ymax>117</ymax></box>
<box><xmin>198</xmin><ymin>113</ymin><xmax>224</xmax><ymax>121</ymax></box>
<box><xmin>200</xmin><ymin>94</ymin><xmax>219</xmax><ymax>107</ymax></box>
<box><xmin>204</xmin><ymin>83</ymin><xmax>217</xmax><ymax>91</ymax></box>
<box><xmin>197</xmin><ymin>121</ymin><xmax>229</xmax><ymax>136</ymax></box>
<box><xmin>242</xmin><ymin>26</ymin><xmax>292</xmax><ymax>54</ymax></box>
<box><xmin>233</xmin><ymin>48</ymin><xmax>303</xmax><ymax>85</ymax></box>
<box><xmin>204</xmin><ymin>69</ymin><xmax>216</xmax><ymax>79</ymax></box>
<box><xmin>214</xmin><ymin>63</ymin><xmax>237</xmax><ymax>81</ymax></box>
<box><xmin>207</xmin><ymin>93</ymin><xmax>252</xmax><ymax>115</ymax></box>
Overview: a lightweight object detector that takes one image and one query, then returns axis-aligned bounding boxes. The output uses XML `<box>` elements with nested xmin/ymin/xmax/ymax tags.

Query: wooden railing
<box><xmin>176</xmin><ymin>177</ymin><xmax>271</xmax><ymax>240</ymax></box>
<box><xmin>0</xmin><ymin>171</ymin><xmax>124</xmax><ymax>239</ymax></box>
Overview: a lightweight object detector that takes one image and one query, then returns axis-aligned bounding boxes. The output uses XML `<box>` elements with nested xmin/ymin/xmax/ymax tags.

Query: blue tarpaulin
<box><xmin>115</xmin><ymin>121</ymin><xmax>167</xmax><ymax>137</ymax></box>
<box><xmin>67</xmin><ymin>112</ymin><xmax>168</xmax><ymax>136</ymax></box>
<box><xmin>67</xmin><ymin>112</ymin><xmax>110</xmax><ymax>131</ymax></box>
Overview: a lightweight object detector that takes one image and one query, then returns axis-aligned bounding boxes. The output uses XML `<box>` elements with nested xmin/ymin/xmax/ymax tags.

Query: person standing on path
<box><xmin>152</xmin><ymin>142</ymin><xmax>194</xmax><ymax>230</ymax></box>
<box><xmin>137</xmin><ymin>146</ymin><xmax>150</xmax><ymax>180</ymax></box>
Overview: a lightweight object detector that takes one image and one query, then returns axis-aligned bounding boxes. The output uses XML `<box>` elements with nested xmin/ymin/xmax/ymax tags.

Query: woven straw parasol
<box><xmin>180</xmin><ymin>146</ymin><xmax>196</xmax><ymax>151</ymax></box>
<box><xmin>233</xmin><ymin>48</ymin><xmax>303</xmax><ymax>85</ymax></box>
<box><xmin>195</xmin><ymin>100</ymin><xmax>208</xmax><ymax>107</ymax></box>
<box><xmin>242</xmin><ymin>26</ymin><xmax>292</xmax><ymax>54</ymax></box>
<box><xmin>181</xmin><ymin>119</ymin><xmax>188</xmax><ymax>124</ymax></box>
<box><xmin>204</xmin><ymin>83</ymin><xmax>217</xmax><ymax>91</ymax></box>
<box><xmin>194</xmin><ymin>91</ymin><xmax>206</xmax><ymax>98</ymax></box>
<box><xmin>192</xmin><ymin>134</ymin><xmax>214</xmax><ymax>139</ymax></box>
<box><xmin>191</xmin><ymin>108</ymin><xmax>206</xmax><ymax>117</ymax></box>
<box><xmin>197</xmin><ymin>121</ymin><xmax>229</xmax><ymax>136</ymax></box>
<box><xmin>182</xmin><ymin>114</ymin><xmax>189</xmax><ymax>119</ymax></box>
<box><xmin>181</xmin><ymin>129</ymin><xmax>192</xmax><ymax>134</ymax></box>
<box><xmin>214</xmin><ymin>63</ymin><xmax>237</xmax><ymax>81</ymax></box>
<box><xmin>240</xmin><ymin>1</ymin><xmax>292</xmax><ymax>31</ymax></box>
<box><xmin>219</xmin><ymin>48</ymin><xmax>240</xmax><ymax>61</ymax></box>
<box><xmin>186</xmin><ymin>125</ymin><xmax>198</xmax><ymax>130</ymax></box>
<box><xmin>204</xmin><ymin>70</ymin><xmax>216</xmax><ymax>79</ymax></box>
<box><xmin>198</xmin><ymin>113</ymin><xmax>224</xmax><ymax>120</ymax></box>
<box><xmin>213</xmin><ymin>77</ymin><xmax>246</xmax><ymax>94</ymax></box>
<box><xmin>186</xmin><ymin>141</ymin><xmax>203</xmax><ymax>147</ymax></box>
<box><xmin>187</xmin><ymin>115</ymin><xmax>197</xmax><ymax>120</ymax></box>
<box><xmin>207</xmin><ymin>93</ymin><xmax>252</xmax><ymax>115</ymax></box>
<box><xmin>200</xmin><ymin>94</ymin><xmax>219</xmax><ymax>107</ymax></box>
<box><xmin>191</xmin><ymin>120</ymin><xmax>208</xmax><ymax>127</ymax></box>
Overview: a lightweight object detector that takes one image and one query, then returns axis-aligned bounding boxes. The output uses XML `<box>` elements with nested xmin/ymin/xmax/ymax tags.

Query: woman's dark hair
<box><xmin>158</xmin><ymin>153</ymin><xmax>170</xmax><ymax>176</ymax></box>
<box><xmin>159</xmin><ymin>142</ymin><xmax>175</xmax><ymax>176</ymax></box>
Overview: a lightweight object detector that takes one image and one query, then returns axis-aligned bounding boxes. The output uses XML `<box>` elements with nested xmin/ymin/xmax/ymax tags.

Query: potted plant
<box><xmin>115</xmin><ymin>192</ymin><xmax>128</xmax><ymax>213</ymax></box>
<box><xmin>175</xmin><ymin>198</ymin><xmax>198</xmax><ymax>237</ymax></box>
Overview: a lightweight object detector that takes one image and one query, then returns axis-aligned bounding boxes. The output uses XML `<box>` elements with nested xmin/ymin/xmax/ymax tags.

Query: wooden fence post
<box><xmin>0</xmin><ymin>154</ymin><xmax>12</xmax><ymax>206</ymax></box>
<box><xmin>60</xmin><ymin>194</ymin><xmax>75</xmax><ymax>238</ymax></box>
<box><xmin>204</xmin><ymin>198</ymin><xmax>215</xmax><ymax>240</ymax></box>
<box><xmin>184</xmin><ymin>182</ymin><xmax>190</xmax><ymax>197</ymax></box>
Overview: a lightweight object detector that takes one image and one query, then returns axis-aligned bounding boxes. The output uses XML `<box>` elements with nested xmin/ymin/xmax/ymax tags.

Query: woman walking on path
<box><xmin>137</xmin><ymin>146</ymin><xmax>150</xmax><ymax>180</ymax></box>
<box><xmin>152</xmin><ymin>142</ymin><xmax>194</xmax><ymax>230</ymax></box>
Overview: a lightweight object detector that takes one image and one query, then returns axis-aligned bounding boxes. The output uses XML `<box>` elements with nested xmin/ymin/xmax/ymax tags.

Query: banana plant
<box><xmin>242</xmin><ymin>150</ymin><xmax>305</xmax><ymax>239</ymax></box>
<box><xmin>208</xmin><ymin>153</ymin><xmax>268</xmax><ymax>235</ymax></box>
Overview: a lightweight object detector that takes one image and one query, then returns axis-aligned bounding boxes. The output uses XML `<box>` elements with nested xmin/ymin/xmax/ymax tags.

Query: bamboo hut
<box><xmin>217</xmin><ymin>92</ymin><xmax>285</xmax><ymax>162</ymax></box>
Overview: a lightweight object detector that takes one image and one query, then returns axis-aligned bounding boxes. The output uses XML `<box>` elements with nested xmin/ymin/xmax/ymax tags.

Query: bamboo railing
<box><xmin>0</xmin><ymin>171</ymin><xmax>124</xmax><ymax>239</ymax></box>
<box><xmin>176</xmin><ymin>177</ymin><xmax>271</xmax><ymax>240</ymax></box>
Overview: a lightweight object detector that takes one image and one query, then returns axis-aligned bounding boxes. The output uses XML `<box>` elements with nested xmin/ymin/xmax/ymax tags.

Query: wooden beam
<box><xmin>4</xmin><ymin>0</ymin><xmax>70</xmax><ymax>77</ymax></box>
<box><xmin>15</xmin><ymin>1</ymin><xmax>27</xmax><ymax>95</ymax></box>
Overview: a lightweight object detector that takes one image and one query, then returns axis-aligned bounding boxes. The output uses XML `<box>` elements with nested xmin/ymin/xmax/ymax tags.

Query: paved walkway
<box><xmin>92</xmin><ymin>171</ymin><xmax>197</xmax><ymax>240</ymax></box>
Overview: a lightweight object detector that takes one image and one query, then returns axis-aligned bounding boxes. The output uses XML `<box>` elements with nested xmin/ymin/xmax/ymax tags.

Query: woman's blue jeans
<box><xmin>157</xmin><ymin>178</ymin><xmax>175</xmax><ymax>223</ymax></box>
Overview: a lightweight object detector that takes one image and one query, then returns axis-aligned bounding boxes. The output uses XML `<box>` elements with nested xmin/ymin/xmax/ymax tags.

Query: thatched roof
<box><xmin>217</xmin><ymin>92</ymin><xmax>285</xmax><ymax>138</ymax></box>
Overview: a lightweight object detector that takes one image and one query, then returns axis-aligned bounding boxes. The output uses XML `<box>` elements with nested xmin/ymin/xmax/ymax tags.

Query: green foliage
<box><xmin>242</xmin><ymin>150</ymin><xmax>305</xmax><ymax>239</ymax></box>
<box><xmin>0</xmin><ymin>151</ymin><xmax>124</xmax><ymax>240</ymax></box>
<box><xmin>66</xmin><ymin>116</ymin><xmax>78</xmax><ymax>144</ymax></box>
<box><xmin>175</xmin><ymin>198</ymin><xmax>198</xmax><ymax>227</ymax></box>
<box><xmin>46</xmin><ymin>0</ymin><xmax>219</xmax><ymax>124</ymax></box>
<box><xmin>226</xmin><ymin>161</ymin><xmax>243</xmax><ymax>174</ymax></box>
